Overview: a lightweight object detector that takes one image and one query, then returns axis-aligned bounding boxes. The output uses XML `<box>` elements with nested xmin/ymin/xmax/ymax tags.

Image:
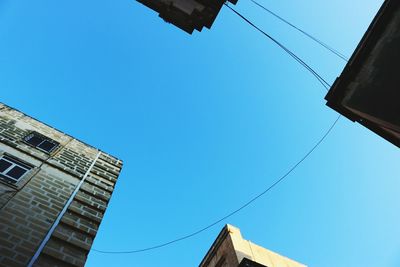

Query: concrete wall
<box><xmin>199</xmin><ymin>225</ymin><xmax>306</xmax><ymax>267</ymax></box>
<box><xmin>0</xmin><ymin>103</ymin><xmax>122</xmax><ymax>267</ymax></box>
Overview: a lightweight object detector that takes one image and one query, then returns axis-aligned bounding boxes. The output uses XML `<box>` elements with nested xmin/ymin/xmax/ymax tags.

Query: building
<box><xmin>199</xmin><ymin>225</ymin><xmax>306</xmax><ymax>267</ymax></box>
<box><xmin>137</xmin><ymin>0</ymin><xmax>238</xmax><ymax>34</ymax></box>
<box><xmin>325</xmin><ymin>0</ymin><xmax>400</xmax><ymax>148</ymax></box>
<box><xmin>0</xmin><ymin>103</ymin><xmax>123</xmax><ymax>267</ymax></box>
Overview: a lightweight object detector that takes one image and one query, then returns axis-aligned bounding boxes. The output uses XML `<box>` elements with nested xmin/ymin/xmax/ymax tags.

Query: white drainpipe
<box><xmin>27</xmin><ymin>151</ymin><xmax>101</xmax><ymax>267</ymax></box>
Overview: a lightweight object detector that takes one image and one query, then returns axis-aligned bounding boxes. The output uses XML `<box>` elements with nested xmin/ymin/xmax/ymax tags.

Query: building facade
<box><xmin>0</xmin><ymin>103</ymin><xmax>122</xmax><ymax>267</ymax></box>
<box><xmin>137</xmin><ymin>0</ymin><xmax>238</xmax><ymax>34</ymax></box>
<box><xmin>199</xmin><ymin>225</ymin><xmax>306</xmax><ymax>267</ymax></box>
<box><xmin>325</xmin><ymin>0</ymin><xmax>400</xmax><ymax>147</ymax></box>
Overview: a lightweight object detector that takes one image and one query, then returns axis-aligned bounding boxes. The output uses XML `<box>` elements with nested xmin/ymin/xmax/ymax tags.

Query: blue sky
<box><xmin>1</xmin><ymin>0</ymin><xmax>399</xmax><ymax>266</ymax></box>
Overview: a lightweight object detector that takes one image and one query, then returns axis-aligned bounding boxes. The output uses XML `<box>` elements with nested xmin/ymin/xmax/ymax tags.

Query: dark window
<box><xmin>25</xmin><ymin>134</ymin><xmax>43</xmax><ymax>146</ymax></box>
<box><xmin>37</xmin><ymin>140</ymin><xmax>57</xmax><ymax>152</ymax></box>
<box><xmin>0</xmin><ymin>159</ymin><xmax>12</xmax><ymax>172</ymax></box>
<box><xmin>23</xmin><ymin>132</ymin><xmax>59</xmax><ymax>153</ymax></box>
<box><xmin>0</xmin><ymin>155</ymin><xmax>32</xmax><ymax>183</ymax></box>
<box><xmin>7</xmin><ymin>166</ymin><xmax>27</xmax><ymax>179</ymax></box>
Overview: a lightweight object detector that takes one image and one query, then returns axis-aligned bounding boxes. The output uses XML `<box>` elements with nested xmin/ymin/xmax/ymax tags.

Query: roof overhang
<box><xmin>325</xmin><ymin>0</ymin><xmax>400</xmax><ymax>147</ymax></box>
<box><xmin>137</xmin><ymin>0</ymin><xmax>238</xmax><ymax>34</ymax></box>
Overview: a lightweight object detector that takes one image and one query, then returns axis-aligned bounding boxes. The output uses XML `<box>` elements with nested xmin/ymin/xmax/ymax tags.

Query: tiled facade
<box><xmin>0</xmin><ymin>103</ymin><xmax>122</xmax><ymax>267</ymax></box>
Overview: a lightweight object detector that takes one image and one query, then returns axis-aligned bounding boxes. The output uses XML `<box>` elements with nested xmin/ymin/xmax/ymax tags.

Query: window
<box><xmin>0</xmin><ymin>155</ymin><xmax>32</xmax><ymax>183</ymax></box>
<box><xmin>23</xmin><ymin>132</ymin><xmax>59</xmax><ymax>153</ymax></box>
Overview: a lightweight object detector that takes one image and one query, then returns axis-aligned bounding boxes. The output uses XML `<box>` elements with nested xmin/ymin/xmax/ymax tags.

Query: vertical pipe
<box><xmin>27</xmin><ymin>151</ymin><xmax>101</xmax><ymax>267</ymax></box>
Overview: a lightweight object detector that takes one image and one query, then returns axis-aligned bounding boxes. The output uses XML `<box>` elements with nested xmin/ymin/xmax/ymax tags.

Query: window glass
<box><xmin>0</xmin><ymin>155</ymin><xmax>32</xmax><ymax>183</ymax></box>
<box><xmin>37</xmin><ymin>140</ymin><xmax>57</xmax><ymax>153</ymax></box>
<box><xmin>23</xmin><ymin>132</ymin><xmax>59</xmax><ymax>153</ymax></box>
<box><xmin>4</xmin><ymin>156</ymin><xmax>32</xmax><ymax>169</ymax></box>
<box><xmin>0</xmin><ymin>159</ymin><xmax>12</xmax><ymax>172</ymax></box>
<box><xmin>6</xmin><ymin>166</ymin><xmax>28</xmax><ymax>180</ymax></box>
<box><xmin>25</xmin><ymin>134</ymin><xmax>44</xmax><ymax>146</ymax></box>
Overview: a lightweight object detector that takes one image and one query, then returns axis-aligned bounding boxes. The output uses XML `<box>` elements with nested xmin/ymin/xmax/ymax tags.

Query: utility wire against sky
<box><xmin>92</xmin><ymin>115</ymin><xmax>341</xmax><ymax>254</ymax></box>
<box><xmin>250</xmin><ymin>0</ymin><xmax>349</xmax><ymax>62</ymax></box>
<box><xmin>92</xmin><ymin>5</ymin><xmax>343</xmax><ymax>255</ymax></box>
<box><xmin>225</xmin><ymin>4</ymin><xmax>331</xmax><ymax>90</ymax></box>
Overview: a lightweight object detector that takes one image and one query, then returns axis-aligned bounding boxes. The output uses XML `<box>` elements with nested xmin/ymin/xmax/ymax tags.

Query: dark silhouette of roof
<box><xmin>137</xmin><ymin>0</ymin><xmax>238</xmax><ymax>33</ymax></box>
<box><xmin>325</xmin><ymin>0</ymin><xmax>400</xmax><ymax>147</ymax></box>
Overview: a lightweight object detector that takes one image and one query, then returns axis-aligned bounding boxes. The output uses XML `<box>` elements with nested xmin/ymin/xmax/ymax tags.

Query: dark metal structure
<box><xmin>325</xmin><ymin>0</ymin><xmax>400</xmax><ymax>147</ymax></box>
<box><xmin>137</xmin><ymin>0</ymin><xmax>238</xmax><ymax>34</ymax></box>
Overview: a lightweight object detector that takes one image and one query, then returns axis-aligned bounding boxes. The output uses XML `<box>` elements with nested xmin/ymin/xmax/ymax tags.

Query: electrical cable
<box><xmin>92</xmin><ymin>3</ymin><xmax>342</xmax><ymax>255</ymax></box>
<box><xmin>250</xmin><ymin>0</ymin><xmax>349</xmax><ymax>62</ymax></box>
<box><xmin>92</xmin><ymin>115</ymin><xmax>341</xmax><ymax>254</ymax></box>
<box><xmin>225</xmin><ymin>4</ymin><xmax>331</xmax><ymax>91</ymax></box>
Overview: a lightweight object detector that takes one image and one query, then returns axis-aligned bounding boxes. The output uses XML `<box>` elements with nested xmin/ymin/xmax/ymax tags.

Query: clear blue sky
<box><xmin>1</xmin><ymin>0</ymin><xmax>399</xmax><ymax>266</ymax></box>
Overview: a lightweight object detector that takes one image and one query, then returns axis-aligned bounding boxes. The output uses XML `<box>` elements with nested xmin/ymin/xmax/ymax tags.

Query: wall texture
<box><xmin>0</xmin><ymin>103</ymin><xmax>123</xmax><ymax>267</ymax></box>
<box><xmin>199</xmin><ymin>225</ymin><xmax>306</xmax><ymax>267</ymax></box>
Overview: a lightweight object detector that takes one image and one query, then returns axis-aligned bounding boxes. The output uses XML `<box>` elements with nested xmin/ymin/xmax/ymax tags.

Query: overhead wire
<box><xmin>92</xmin><ymin>114</ymin><xmax>341</xmax><ymax>254</ymax></box>
<box><xmin>250</xmin><ymin>0</ymin><xmax>349</xmax><ymax>62</ymax></box>
<box><xmin>225</xmin><ymin>4</ymin><xmax>331</xmax><ymax>90</ymax></box>
<box><xmin>92</xmin><ymin>3</ymin><xmax>342</xmax><ymax>255</ymax></box>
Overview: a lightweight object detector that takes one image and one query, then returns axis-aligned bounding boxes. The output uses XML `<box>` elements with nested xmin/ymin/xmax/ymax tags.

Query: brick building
<box><xmin>199</xmin><ymin>225</ymin><xmax>306</xmax><ymax>267</ymax></box>
<box><xmin>0</xmin><ymin>103</ymin><xmax>122</xmax><ymax>267</ymax></box>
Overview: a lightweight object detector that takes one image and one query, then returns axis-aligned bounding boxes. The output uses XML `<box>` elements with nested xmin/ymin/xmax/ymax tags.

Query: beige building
<box><xmin>199</xmin><ymin>225</ymin><xmax>306</xmax><ymax>267</ymax></box>
<box><xmin>0</xmin><ymin>103</ymin><xmax>122</xmax><ymax>267</ymax></box>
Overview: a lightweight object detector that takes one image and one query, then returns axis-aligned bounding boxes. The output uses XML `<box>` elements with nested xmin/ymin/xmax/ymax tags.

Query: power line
<box><xmin>92</xmin><ymin>115</ymin><xmax>341</xmax><ymax>254</ymax></box>
<box><xmin>224</xmin><ymin>4</ymin><xmax>331</xmax><ymax>90</ymax></box>
<box><xmin>250</xmin><ymin>0</ymin><xmax>349</xmax><ymax>62</ymax></box>
<box><xmin>92</xmin><ymin>3</ymin><xmax>341</xmax><ymax>256</ymax></box>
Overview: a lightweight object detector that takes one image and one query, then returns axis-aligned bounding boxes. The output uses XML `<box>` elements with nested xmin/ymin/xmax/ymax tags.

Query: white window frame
<box><xmin>0</xmin><ymin>155</ymin><xmax>32</xmax><ymax>183</ymax></box>
<box><xmin>23</xmin><ymin>132</ymin><xmax>59</xmax><ymax>154</ymax></box>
